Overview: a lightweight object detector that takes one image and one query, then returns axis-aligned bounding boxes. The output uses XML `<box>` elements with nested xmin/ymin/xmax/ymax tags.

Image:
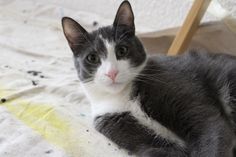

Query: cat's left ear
<box><xmin>113</xmin><ymin>1</ymin><xmax>135</xmax><ymax>32</ymax></box>
<box><xmin>62</xmin><ymin>17</ymin><xmax>89</xmax><ymax>54</ymax></box>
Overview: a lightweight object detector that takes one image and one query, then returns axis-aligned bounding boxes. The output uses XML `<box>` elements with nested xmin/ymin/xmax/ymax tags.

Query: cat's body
<box><xmin>95</xmin><ymin>52</ymin><xmax>236</xmax><ymax>157</ymax></box>
<box><xmin>62</xmin><ymin>1</ymin><xmax>236</xmax><ymax>157</ymax></box>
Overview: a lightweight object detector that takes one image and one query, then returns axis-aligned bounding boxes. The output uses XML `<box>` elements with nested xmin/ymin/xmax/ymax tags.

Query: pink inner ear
<box><xmin>67</xmin><ymin>32</ymin><xmax>83</xmax><ymax>44</ymax></box>
<box><xmin>64</xmin><ymin>25</ymin><xmax>82</xmax><ymax>44</ymax></box>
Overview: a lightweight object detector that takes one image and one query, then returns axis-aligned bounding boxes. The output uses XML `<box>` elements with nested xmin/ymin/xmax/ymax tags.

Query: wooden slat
<box><xmin>167</xmin><ymin>0</ymin><xmax>212</xmax><ymax>55</ymax></box>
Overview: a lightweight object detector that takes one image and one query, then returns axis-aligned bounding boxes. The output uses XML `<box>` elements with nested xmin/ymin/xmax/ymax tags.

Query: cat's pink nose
<box><xmin>105</xmin><ymin>69</ymin><xmax>118</xmax><ymax>82</ymax></box>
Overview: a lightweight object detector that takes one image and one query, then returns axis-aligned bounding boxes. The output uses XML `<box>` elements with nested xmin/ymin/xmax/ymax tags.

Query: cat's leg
<box><xmin>94</xmin><ymin>112</ymin><xmax>187</xmax><ymax>157</ymax></box>
<box><xmin>189</xmin><ymin>116</ymin><xmax>234</xmax><ymax>157</ymax></box>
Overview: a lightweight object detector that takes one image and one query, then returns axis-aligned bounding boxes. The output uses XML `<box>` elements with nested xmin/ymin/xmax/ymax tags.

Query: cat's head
<box><xmin>62</xmin><ymin>1</ymin><xmax>146</xmax><ymax>94</ymax></box>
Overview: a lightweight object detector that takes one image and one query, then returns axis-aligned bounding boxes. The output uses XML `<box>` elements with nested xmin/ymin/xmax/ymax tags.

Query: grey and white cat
<box><xmin>62</xmin><ymin>1</ymin><xmax>236</xmax><ymax>157</ymax></box>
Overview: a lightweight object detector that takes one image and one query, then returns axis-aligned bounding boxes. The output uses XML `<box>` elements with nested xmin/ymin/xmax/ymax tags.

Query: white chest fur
<box><xmin>82</xmin><ymin>83</ymin><xmax>186</xmax><ymax>148</ymax></box>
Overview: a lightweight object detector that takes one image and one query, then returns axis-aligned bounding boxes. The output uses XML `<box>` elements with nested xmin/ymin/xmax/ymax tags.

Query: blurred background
<box><xmin>0</xmin><ymin>0</ymin><xmax>235</xmax><ymax>56</ymax></box>
<box><xmin>1</xmin><ymin>0</ymin><xmax>236</xmax><ymax>33</ymax></box>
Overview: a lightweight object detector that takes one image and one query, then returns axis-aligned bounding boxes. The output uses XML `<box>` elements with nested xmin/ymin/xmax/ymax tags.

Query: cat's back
<box><xmin>150</xmin><ymin>51</ymin><xmax>236</xmax><ymax>74</ymax></box>
<box><xmin>144</xmin><ymin>51</ymin><xmax>236</xmax><ymax>87</ymax></box>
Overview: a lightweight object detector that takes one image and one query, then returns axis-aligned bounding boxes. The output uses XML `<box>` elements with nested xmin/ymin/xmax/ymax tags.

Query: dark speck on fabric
<box><xmin>27</xmin><ymin>70</ymin><xmax>42</xmax><ymax>76</ymax></box>
<box><xmin>1</xmin><ymin>98</ymin><xmax>6</xmax><ymax>103</ymax></box>
<box><xmin>93</xmin><ymin>21</ymin><xmax>98</xmax><ymax>26</ymax></box>
<box><xmin>32</xmin><ymin>80</ymin><xmax>38</xmax><ymax>86</ymax></box>
<box><xmin>45</xmin><ymin>150</ymin><xmax>53</xmax><ymax>154</ymax></box>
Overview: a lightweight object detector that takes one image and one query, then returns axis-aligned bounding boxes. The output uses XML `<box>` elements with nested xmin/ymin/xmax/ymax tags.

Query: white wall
<box><xmin>5</xmin><ymin>0</ymin><xmax>235</xmax><ymax>33</ymax></box>
<box><xmin>38</xmin><ymin>0</ymin><xmax>218</xmax><ymax>33</ymax></box>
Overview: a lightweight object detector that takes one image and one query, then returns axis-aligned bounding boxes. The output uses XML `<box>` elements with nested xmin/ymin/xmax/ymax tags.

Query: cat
<box><xmin>61</xmin><ymin>1</ymin><xmax>236</xmax><ymax>157</ymax></box>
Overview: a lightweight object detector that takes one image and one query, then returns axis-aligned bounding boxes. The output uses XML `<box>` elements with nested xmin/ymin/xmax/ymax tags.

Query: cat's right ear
<box><xmin>62</xmin><ymin>17</ymin><xmax>88</xmax><ymax>54</ymax></box>
<box><xmin>113</xmin><ymin>1</ymin><xmax>135</xmax><ymax>32</ymax></box>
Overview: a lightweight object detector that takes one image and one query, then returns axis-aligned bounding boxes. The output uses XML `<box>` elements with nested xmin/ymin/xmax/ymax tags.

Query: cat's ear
<box><xmin>113</xmin><ymin>1</ymin><xmax>135</xmax><ymax>31</ymax></box>
<box><xmin>62</xmin><ymin>17</ymin><xmax>88</xmax><ymax>54</ymax></box>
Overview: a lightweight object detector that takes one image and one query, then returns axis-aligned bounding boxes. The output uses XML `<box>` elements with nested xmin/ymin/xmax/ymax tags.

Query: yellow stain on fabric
<box><xmin>0</xmin><ymin>88</ymin><xmax>79</xmax><ymax>154</ymax></box>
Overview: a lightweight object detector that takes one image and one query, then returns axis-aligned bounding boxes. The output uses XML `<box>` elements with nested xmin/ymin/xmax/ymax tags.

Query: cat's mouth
<box><xmin>103</xmin><ymin>81</ymin><xmax>127</xmax><ymax>93</ymax></box>
<box><xmin>108</xmin><ymin>82</ymin><xmax>123</xmax><ymax>86</ymax></box>
<box><xmin>106</xmin><ymin>81</ymin><xmax>127</xmax><ymax>89</ymax></box>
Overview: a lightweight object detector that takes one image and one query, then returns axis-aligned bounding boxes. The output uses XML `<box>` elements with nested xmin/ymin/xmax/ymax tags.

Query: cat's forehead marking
<box><xmin>99</xmin><ymin>35</ymin><xmax>116</xmax><ymax>61</ymax></box>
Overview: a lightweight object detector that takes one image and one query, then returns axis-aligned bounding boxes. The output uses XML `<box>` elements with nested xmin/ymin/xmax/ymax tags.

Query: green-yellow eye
<box><xmin>87</xmin><ymin>54</ymin><xmax>100</xmax><ymax>64</ymax></box>
<box><xmin>116</xmin><ymin>46</ymin><xmax>128</xmax><ymax>58</ymax></box>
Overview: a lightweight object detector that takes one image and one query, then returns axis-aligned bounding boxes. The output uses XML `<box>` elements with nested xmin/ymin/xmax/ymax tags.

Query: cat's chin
<box><xmin>100</xmin><ymin>82</ymin><xmax>128</xmax><ymax>94</ymax></box>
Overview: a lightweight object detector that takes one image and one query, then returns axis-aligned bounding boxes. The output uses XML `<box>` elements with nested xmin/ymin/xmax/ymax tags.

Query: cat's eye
<box><xmin>116</xmin><ymin>46</ymin><xmax>129</xmax><ymax>58</ymax></box>
<box><xmin>86</xmin><ymin>54</ymin><xmax>100</xmax><ymax>64</ymax></box>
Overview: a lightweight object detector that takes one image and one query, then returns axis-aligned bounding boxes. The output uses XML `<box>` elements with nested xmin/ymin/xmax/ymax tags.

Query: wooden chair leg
<box><xmin>167</xmin><ymin>0</ymin><xmax>212</xmax><ymax>56</ymax></box>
